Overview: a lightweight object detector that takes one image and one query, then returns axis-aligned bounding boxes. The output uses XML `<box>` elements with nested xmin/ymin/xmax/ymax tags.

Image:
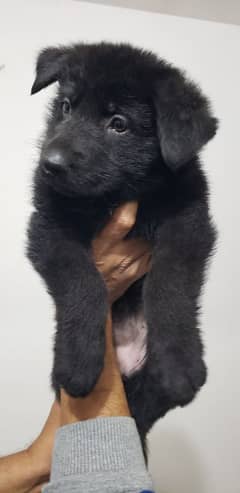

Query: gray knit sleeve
<box><xmin>42</xmin><ymin>417</ymin><xmax>154</xmax><ymax>493</ymax></box>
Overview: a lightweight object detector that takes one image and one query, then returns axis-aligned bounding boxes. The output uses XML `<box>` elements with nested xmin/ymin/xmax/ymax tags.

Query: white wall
<box><xmin>83</xmin><ymin>0</ymin><xmax>240</xmax><ymax>25</ymax></box>
<box><xmin>1</xmin><ymin>1</ymin><xmax>239</xmax><ymax>492</ymax></box>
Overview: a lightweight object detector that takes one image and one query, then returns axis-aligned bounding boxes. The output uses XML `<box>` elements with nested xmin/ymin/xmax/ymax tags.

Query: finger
<box><xmin>108</xmin><ymin>252</ymin><xmax>152</xmax><ymax>304</ymax></box>
<box><xmin>114</xmin><ymin>239</ymin><xmax>151</xmax><ymax>273</ymax></box>
<box><xmin>94</xmin><ymin>202</ymin><xmax>138</xmax><ymax>248</ymax></box>
<box><xmin>134</xmin><ymin>252</ymin><xmax>152</xmax><ymax>280</ymax></box>
<box><xmin>94</xmin><ymin>238</ymin><xmax>151</xmax><ymax>275</ymax></box>
<box><xmin>120</xmin><ymin>252</ymin><xmax>152</xmax><ymax>283</ymax></box>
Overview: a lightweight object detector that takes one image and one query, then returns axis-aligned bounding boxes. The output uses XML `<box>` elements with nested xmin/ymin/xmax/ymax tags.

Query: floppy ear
<box><xmin>31</xmin><ymin>46</ymin><xmax>68</xmax><ymax>94</ymax></box>
<box><xmin>154</xmin><ymin>68</ymin><xmax>218</xmax><ymax>169</ymax></box>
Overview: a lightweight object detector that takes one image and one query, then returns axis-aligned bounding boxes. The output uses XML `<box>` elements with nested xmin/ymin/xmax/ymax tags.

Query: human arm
<box><xmin>0</xmin><ymin>402</ymin><xmax>60</xmax><ymax>493</ymax></box>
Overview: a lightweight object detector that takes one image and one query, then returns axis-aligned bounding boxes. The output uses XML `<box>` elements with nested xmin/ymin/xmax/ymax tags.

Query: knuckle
<box><xmin>117</xmin><ymin>214</ymin><xmax>135</xmax><ymax>231</ymax></box>
<box><xmin>118</xmin><ymin>257</ymin><xmax>131</xmax><ymax>274</ymax></box>
<box><xmin>126</xmin><ymin>262</ymin><xmax>138</xmax><ymax>279</ymax></box>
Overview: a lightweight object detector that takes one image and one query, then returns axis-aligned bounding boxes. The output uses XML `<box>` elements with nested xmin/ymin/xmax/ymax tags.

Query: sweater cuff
<box><xmin>43</xmin><ymin>417</ymin><xmax>153</xmax><ymax>492</ymax></box>
<box><xmin>51</xmin><ymin>417</ymin><xmax>147</xmax><ymax>477</ymax></box>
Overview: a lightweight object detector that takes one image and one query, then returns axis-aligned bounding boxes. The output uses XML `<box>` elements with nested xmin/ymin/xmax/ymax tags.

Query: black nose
<box><xmin>42</xmin><ymin>149</ymin><xmax>67</xmax><ymax>175</ymax></box>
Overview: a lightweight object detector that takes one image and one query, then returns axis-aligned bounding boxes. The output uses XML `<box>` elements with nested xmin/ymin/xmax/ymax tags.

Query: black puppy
<box><xmin>28</xmin><ymin>42</ymin><xmax>217</xmax><ymax>438</ymax></box>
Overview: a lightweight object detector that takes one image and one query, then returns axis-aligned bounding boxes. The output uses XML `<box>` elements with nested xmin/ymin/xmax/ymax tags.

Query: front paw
<box><xmin>155</xmin><ymin>352</ymin><xmax>207</xmax><ymax>406</ymax></box>
<box><xmin>52</xmin><ymin>349</ymin><xmax>104</xmax><ymax>398</ymax></box>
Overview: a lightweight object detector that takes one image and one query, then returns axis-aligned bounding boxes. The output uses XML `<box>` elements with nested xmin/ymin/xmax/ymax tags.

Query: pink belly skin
<box><xmin>113</xmin><ymin>313</ymin><xmax>147</xmax><ymax>377</ymax></box>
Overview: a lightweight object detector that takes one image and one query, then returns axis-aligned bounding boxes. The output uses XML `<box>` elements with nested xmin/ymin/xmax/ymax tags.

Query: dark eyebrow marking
<box><xmin>107</xmin><ymin>101</ymin><xmax>117</xmax><ymax>114</ymax></box>
<box><xmin>59</xmin><ymin>79</ymin><xmax>84</xmax><ymax>104</ymax></box>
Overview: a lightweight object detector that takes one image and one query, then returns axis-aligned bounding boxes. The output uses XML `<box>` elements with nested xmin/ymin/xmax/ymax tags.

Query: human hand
<box><xmin>93</xmin><ymin>202</ymin><xmax>151</xmax><ymax>303</ymax></box>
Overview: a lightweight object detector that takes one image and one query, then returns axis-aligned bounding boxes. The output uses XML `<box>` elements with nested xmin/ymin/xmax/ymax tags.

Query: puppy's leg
<box><xmin>113</xmin><ymin>280</ymin><xmax>186</xmax><ymax>435</ymax></box>
<box><xmin>143</xmin><ymin>202</ymin><xmax>216</xmax><ymax>408</ymax></box>
<box><xmin>27</xmin><ymin>212</ymin><xmax>108</xmax><ymax>397</ymax></box>
<box><xmin>112</xmin><ymin>283</ymin><xmax>161</xmax><ymax>440</ymax></box>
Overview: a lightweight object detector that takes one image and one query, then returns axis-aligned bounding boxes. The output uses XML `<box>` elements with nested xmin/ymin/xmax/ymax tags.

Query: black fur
<box><xmin>28</xmin><ymin>42</ymin><xmax>217</xmax><ymax>438</ymax></box>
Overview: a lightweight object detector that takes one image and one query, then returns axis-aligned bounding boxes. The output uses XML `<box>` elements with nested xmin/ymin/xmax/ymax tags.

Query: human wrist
<box><xmin>60</xmin><ymin>380</ymin><xmax>130</xmax><ymax>426</ymax></box>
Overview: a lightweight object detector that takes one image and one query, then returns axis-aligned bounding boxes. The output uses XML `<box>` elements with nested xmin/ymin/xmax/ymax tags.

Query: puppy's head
<box><xmin>32</xmin><ymin>43</ymin><xmax>218</xmax><ymax>198</ymax></box>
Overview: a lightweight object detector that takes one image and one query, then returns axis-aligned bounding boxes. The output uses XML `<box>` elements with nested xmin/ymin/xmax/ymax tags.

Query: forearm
<box><xmin>0</xmin><ymin>449</ymin><xmax>48</xmax><ymax>493</ymax></box>
<box><xmin>0</xmin><ymin>401</ymin><xmax>61</xmax><ymax>493</ymax></box>
<box><xmin>43</xmin><ymin>417</ymin><xmax>154</xmax><ymax>493</ymax></box>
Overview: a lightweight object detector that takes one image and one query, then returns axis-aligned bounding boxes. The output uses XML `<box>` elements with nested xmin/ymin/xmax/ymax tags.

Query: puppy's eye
<box><xmin>109</xmin><ymin>115</ymin><xmax>128</xmax><ymax>133</ymax></box>
<box><xmin>61</xmin><ymin>98</ymin><xmax>71</xmax><ymax>116</ymax></box>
